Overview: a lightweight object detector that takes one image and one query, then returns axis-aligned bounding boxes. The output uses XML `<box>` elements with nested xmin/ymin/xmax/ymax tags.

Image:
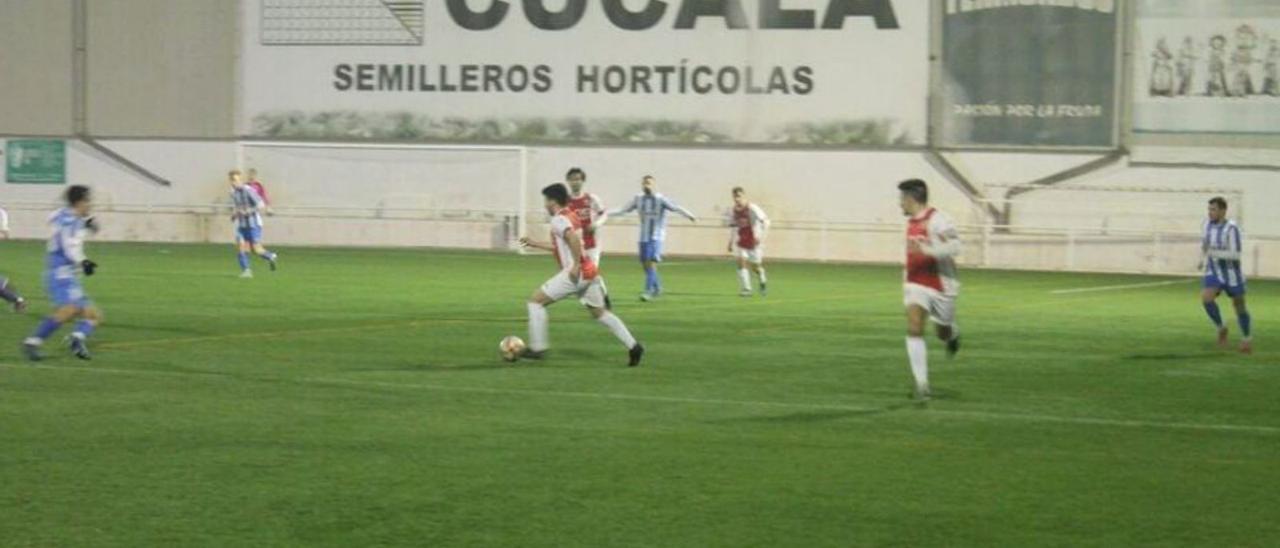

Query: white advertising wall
<box><xmin>240</xmin><ymin>0</ymin><xmax>928</xmax><ymax>146</ymax></box>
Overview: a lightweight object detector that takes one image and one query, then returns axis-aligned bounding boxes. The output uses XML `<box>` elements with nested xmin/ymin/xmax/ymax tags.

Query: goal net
<box><xmin>238</xmin><ymin>141</ymin><xmax>528</xmax><ymax>250</ymax></box>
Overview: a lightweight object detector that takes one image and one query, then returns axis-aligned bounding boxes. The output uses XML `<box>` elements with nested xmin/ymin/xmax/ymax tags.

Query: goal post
<box><xmin>237</xmin><ymin>140</ymin><xmax>530</xmax><ymax>251</ymax></box>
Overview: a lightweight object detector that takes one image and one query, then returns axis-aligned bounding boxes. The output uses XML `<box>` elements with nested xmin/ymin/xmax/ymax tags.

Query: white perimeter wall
<box><xmin>1</xmin><ymin>139</ymin><xmax>1277</xmax><ymax>277</ymax></box>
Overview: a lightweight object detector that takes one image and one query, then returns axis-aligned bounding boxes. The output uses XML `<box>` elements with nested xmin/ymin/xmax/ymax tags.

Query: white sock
<box><xmin>944</xmin><ymin>324</ymin><xmax>959</xmax><ymax>342</ymax></box>
<box><xmin>737</xmin><ymin>268</ymin><xmax>751</xmax><ymax>291</ymax></box>
<box><xmin>906</xmin><ymin>337</ymin><xmax>929</xmax><ymax>392</ymax></box>
<box><xmin>756</xmin><ymin>268</ymin><xmax>768</xmax><ymax>284</ymax></box>
<box><xmin>596</xmin><ymin>312</ymin><xmax>637</xmax><ymax>349</ymax></box>
<box><xmin>527</xmin><ymin>302</ymin><xmax>549</xmax><ymax>351</ymax></box>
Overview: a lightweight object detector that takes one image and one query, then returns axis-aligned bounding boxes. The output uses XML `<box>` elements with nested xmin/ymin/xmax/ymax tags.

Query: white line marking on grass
<box><xmin>5</xmin><ymin>363</ymin><xmax>1278</xmax><ymax>436</ymax></box>
<box><xmin>1049</xmin><ymin>279</ymin><xmax>1190</xmax><ymax>295</ymax></box>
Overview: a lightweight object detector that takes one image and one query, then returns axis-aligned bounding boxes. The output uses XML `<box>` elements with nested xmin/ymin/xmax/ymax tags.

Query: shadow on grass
<box><xmin>713</xmin><ymin>400</ymin><xmax>920</xmax><ymax>424</ymax></box>
<box><xmin>1123</xmin><ymin>352</ymin><xmax>1223</xmax><ymax>361</ymax></box>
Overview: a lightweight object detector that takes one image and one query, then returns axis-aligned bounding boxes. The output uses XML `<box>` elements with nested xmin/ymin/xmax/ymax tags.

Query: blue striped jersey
<box><xmin>1202</xmin><ymin>219</ymin><xmax>1244</xmax><ymax>288</ymax></box>
<box><xmin>45</xmin><ymin>208</ymin><xmax>89</xmax><ymax>278</ymax></box>
<box><xmin>608</xmin><ymin>192</ymin><xmax>696</xmax><ymax>243</ymax></box>
<box><xmin>231</xmin><ymin>186</ymin><xmax>265</xmax><ymax>231</ymax></box>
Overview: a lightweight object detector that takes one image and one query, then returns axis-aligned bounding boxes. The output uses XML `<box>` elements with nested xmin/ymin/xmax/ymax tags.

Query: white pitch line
<box><xmin>5</xmin><ymin>363</ymin><xmax>1278</xmax><ymax>435</ymax></box>
<box><xmin>1049</xmin><ymin>279</ymin><xmax>1190</xmax><ymax>295</ymax></box>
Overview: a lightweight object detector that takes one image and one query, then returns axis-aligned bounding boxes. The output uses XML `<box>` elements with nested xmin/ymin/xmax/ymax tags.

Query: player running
<box><xmin>898</xmin><ymin>179</ymin><xmax>962</xmax><ymax>401</ymax></box>
<box><xmin>727</xmin><ymin>187</ymin><xmax>770</xmax><ymax>297</ymax></box>
<box><xmin>22</xmin><ymin>186</ymin><xmax>101</xmax><ymax>361</ymax></box>
<box><xmin>519</xmin><ymin>183</ymin><xmax>645</xmax><ymax>366</ymax></box>
<box><xmin>0</xmin><ymin>204</ymin><xmax>28</xmax><ymax>312</ymax></box>
<box><xmin>1200</xmin><ymin>196</ymin><xmax>1252</xmax><ymax>354</ymax></box>
<box><xmin>229</xmin><ymin>170</ymin><xmax>278</xmax><ymax>278</ymax></box>
<box><xmin>607</xmin><ymin>175</ymin><xmax>698</xmax><ymax>300</ymax></box>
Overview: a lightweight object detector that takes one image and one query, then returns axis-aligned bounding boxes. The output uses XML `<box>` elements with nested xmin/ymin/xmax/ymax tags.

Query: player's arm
<box><xmin>663</xmin><ymin>198</ymin><xmax>698</xmax><ymax>223</ymax></box>
<box><xmin>921</xmin><ymin>215</ymin><xmax>963</xmax><ymax>258</ymax></box>
<box><xmin>751</xmin><ymin>204</ymin><xmax>770</xmax><ymax>241</ymax></box>
<box><xmin>726</xmin><ymin>214</ymin><xmax>737</xmax><ymax>252</ymax></box>
<box><xmin>0</xmin><ymin>207</ymin><xmax>9</xmax><ymax>239</ymax></box>
<box><xmin>1206</xmin><ymin>225</ymin><xmax>1243</xmax><ymax>261</ymax></box>
<box><xmin>562</xmin><ymin>225</ymin><xmax>598</xmax><ymax>280</ymax></box>
<box><xmin>606</xmin><ymin>196</ymin><xmax>638</xmax><ymax>217</ymax></box>
<box><xmin>58</xmin><ymin>221</ymin><xmax>97</xmax><ymax>275</ymax></box>
<box><xmin>518</xmin><ymin>237</ymin><xmax>552</xmax><ymax>251</ymax></box>
<box><xmin>589</xmin><ymin>194</ymin><xmax>609</xmax><ymax>228</ymax></box>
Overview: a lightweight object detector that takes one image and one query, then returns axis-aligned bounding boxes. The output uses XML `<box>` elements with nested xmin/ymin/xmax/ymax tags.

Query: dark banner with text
<box><xmin>938</xmin><ymin>0</ymin><xmax>1118</xmax><ymax>148</ymax></box>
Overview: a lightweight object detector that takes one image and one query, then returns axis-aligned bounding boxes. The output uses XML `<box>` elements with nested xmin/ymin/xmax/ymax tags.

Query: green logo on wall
<box><xmin>5</xmin><ymin>140</ymin><xmax>66</xmax><ymax>184</ymax></box>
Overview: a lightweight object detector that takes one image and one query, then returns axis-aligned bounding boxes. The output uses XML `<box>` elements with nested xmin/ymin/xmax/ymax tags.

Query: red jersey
<box><xmin>731</xmin><ymin>203</ymin><xmax>768</xmax><ymax>249</ymax></box>
<box><xmin>566</xmin><ymin>193</ymin><xmax>603</xmax><ymax>250</ymax></box>
<box><xmin>549</xmin><ymin>208</ymin><xmax>584</xmax><ymax>270</ymax></box>
<box><xmin>247</xmin><ymin>180</ymin><xmax>270</xmax><ymax>206</ymax></box>
<box><xmin>905</xmin><ymin>207</ymin><xmax>959</xmax><ymax>294</ymax></box>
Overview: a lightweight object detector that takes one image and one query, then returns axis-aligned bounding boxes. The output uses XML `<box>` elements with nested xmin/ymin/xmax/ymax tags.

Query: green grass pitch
<box><xmin>1</xmin><ymin>241</ymin><xmax>1277</xmax><ymax>547</ymax></box>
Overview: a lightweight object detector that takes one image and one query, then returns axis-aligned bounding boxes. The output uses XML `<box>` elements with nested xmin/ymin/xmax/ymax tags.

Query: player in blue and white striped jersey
<box><xmin>607</xmin><ymin>175</ymin><xmax>698</xmax><ymax>301</ymax></box>
<box><xmin>22</xmin><ymin>186</ymin><xmax>100</xmax><ymax>360</ymax></box>
<box><xmin>229</xmin><ymin>170</ymin><xmax>278</xmax><ymax>278</ymax></box>
<box><xmin>1200</xmin><ymin>196</ymin><xmax>1252</xmax><ymax>354</ymax></box>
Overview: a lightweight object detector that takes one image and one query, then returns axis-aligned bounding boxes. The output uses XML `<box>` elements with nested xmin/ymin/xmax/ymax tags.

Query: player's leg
<box><xmin>1201</xmin><ymin>285</ymin><xmax>1228</xmax><ymax>347</ymax></box>
<box><xmin>582</xmin><ymin>279</ymin><xmax>644</xmax><ymax>366</ymax></box>
<box><xmin>67</xmin><ymin>304</ymin><xmax>101</xmax><ymax>360</ymax></box>
<box><xmin>1230</xmin><ymin>291</ymin><xmax>1252</xmax><ymax>354</ymax></box>
<box><xmin>0</xmin><ymin>275</ymin><xmax>27</xmax><ymax>312</ymax></box>
<box><xmin>525</xmin><ymin>272</ymin><xmax>572</xmax><ymax>358</ymax></box>
<box><xmin>735</xmin><ymin>251</ymin><xmax>752</xmax><ymax>296</ymax></box>
<box><xmin>932</xmin><ymin>294</ymin><xmax>960</xmax><ymax>358</ymax></box>
<box><xmin>237</xmin><ymin>234</ymin><xmax>253</xmax><ymax>277</ymax></box>
<box><xmin>903</xmin><ymin>285</ymin><xmax>932</xmax><ymax>400</ymax></box>
<box><xmin>23</xmin><ymin>303</ymin><xmax>80</xmax><ymax>361</ymax></box>
<box><xmin>250</xmin><ymin>227</ymin><xmax>278</xmax><ymax>271</ymax></box>
<box><xmin>649</xmin><ymin>240</ymin><xmax>664</xmax><ymax>296</ymax></box>
<box><xmin>750</xmin><ymin>249</ymin><xmax>767</xmax><ymax>296</ymax></box>
<box><xmin>640</xmin><ymin>242</ymin><xmax>657</xmax><ymax>298</ymax></box>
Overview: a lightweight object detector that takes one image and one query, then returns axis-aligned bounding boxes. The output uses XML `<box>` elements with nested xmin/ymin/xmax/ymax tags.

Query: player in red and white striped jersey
<box><xmin>727</xmin><ymin>187</ymin><xmax>770</xmax><ymax>297</ymax></box>
<box><xmin>899</xmin><ymin>179</ymin><xmax>961</xmax><ymax>401</ymax></box>
<box><xmin>519</xmin><ymin>183</ymin><xmax>644</xmax><ymax>366</ymax></box>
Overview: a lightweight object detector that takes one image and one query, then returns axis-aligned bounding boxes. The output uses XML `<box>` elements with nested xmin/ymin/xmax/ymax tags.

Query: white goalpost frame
<box><xmin>237</xmin><ymin>140</ymin><xmax>531</xmax><ymax>253</ymax></box>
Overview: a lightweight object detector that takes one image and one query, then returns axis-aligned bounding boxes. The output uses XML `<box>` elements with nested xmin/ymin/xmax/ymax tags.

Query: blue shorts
<box><xmin>236</xmin><ymin>226</ymin><xmax>263</xmax><ymax>244</ymax></box>
<box><xmin>46</xmin><ymin>273</ymin><xmax>91</xmax><ymax>308</ymax></box>
<box><xmin>639</xmin><ymin>241</ymin><xmax>663</xmax><ymax>263</ymax></box>
<box><xmin>1203</xmin><ymin>275</ymin><xmax>1246</xmax><ymax>298</ymax></box>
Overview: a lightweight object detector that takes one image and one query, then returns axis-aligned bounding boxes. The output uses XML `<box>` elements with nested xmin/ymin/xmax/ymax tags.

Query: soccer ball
<box><xmin>499</xmin><ymin>335</ymin><xmax>526</xmax><ymax>362</ymax></box>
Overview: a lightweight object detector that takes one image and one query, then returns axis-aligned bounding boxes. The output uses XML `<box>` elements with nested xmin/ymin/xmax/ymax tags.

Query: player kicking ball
<box><xmin>229</xmin><ymin>170</ymin><xmax>278</xmax><ymax>278</ymax></box>
<box><xmin>727</xmin><ymin>187</ymin><xmax>770</xmax><ymax>297</ymax></box>
<box><xmin>898</xmin><ymin>179</ymin><xmax>962</xmax><ymax>401</ymax></box>
<box><xmin>22</xmin><ymin>186</ymin><xmax>102</xmax><ymax>361</ymax></box>
<box><xmin>1200</xmin><ymin>196</ymin><xmax>1252</xmax><ymax>354</ymax></box>
<box><xmin>519</xmin><ymin>183</ymin><xmax>645</xmax><ymax>366</ymax></box>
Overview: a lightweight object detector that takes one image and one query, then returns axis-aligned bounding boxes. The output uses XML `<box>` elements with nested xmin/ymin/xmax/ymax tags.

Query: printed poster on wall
<box><xmin>4</xmin><ymin>140</ymin><xmax>66</xmax><ymax>184</ymax></box>
<box><xmin>1133</xmin><ymin>0</ymin><xmax>1280</xmax><ymax>134</ymax></box>
<box><xmin>240</xmin><ymin>0</ymin><xmax>928</xmax><ymax>146</ymax></box>
<box><xmin>938</xmin><ymin>0</ymin><xmax>1119</xmax><ymax>148</ymax></box>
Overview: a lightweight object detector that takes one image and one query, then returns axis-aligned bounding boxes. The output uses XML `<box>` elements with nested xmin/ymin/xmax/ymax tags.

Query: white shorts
<box><xmin>904</xmin><ymin>283</ymin><xmax>957</xmax><ymax>327</ymax></box>
<box><xmin>735</xmin><ymin>245</ymin><xmax>764</xmax><ymax>265</ymax></box>
<box><xmin>540</xmin><ymin>270</ymin><xmax>607</xmax><ymax>308</ymax></box>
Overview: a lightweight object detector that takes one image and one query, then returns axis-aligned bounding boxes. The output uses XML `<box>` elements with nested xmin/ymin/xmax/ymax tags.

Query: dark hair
<box><xmin>542</xmin><ymin>183</ymin><xmax>570</xmax><ymax>206</ymax></box>
<box><xmin>642</xmin><ymin>174</ymin><xmax>655</xmax><ymax>182</ymax></box>
<box><xmin>66</xmin><ymin>185</ymin><xmax>91</xmax><ymax>206</ymax></box>
<box><xmin>565</xmin><ymin>167</ymin><xmax>586</xmax><ymax>181</ymax></box>
<box><xmin>731</xmin><ymin>186</ymin><xmax>745</xmax><ymax>195</ymax></box>
<box><xmin>1209</xmin><ymin>196</ymin><xmax>1228</xmax><ymax>209</ymax></box>
<box><xmin>898</xmin><ymin>179</ymin><xmax>928</xmax><ymax>204</ymax></box>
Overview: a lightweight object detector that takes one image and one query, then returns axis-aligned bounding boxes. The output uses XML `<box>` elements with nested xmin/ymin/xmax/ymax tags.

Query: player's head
<box><xmin>1208</xmin><ymin>196</ymin><xmax>1228</xmax><ymax>222</ymax></box>
<box><xmin>228</xmin><ymin>169</ymin><xmax>243</xmax><ymax>187</ymax></box>
<box><xmin>246</xmin><ymin>168</ymin><xmax>258</xmax><ymax>181</ymax></box>
<box><xmin>642</xmin><ymin>175</ymin><xmax>656</xmax><ymax>195</ymax></box>
<box><xmin>566</xmin><ymin>167</ymin><xmax>586</xmax><ymax>194</ymax></box>
<box><xmin>66</xmin><ymin>185</ymin><xmax>92</xmax><ymax>216</ymax></box>
<box><xmin>542</xmin><ymin>183</ymin><xmax>571</xmax><ymax>214</ymax></box>
<box><xmin>732</xmin><ymin>186</ymin><xmax>746</xmax><ymax>207</ymax></box>
<box><xmin>898</xmin><ymin>179</ymin><xmax>929</xmax><ymax>216</ymax></box>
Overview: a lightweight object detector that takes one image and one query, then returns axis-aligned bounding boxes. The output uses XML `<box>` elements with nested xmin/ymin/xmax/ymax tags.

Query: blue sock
<box><xmin>652</xmin><ymin>269</ymin><xmax>662</xmax><ymax>293</ymax></box>
<box><xmin>1204</xmin><ymin>301</ymin><xmax>1224</xmax><ymax>328</ymax></box>
<box><xmin>238</xmin><ymin>252</ymin><xmax>250</xmax><ymax>271</ymax></box>
<box><xmin>74</xmin><ymin>320</ymin><xmax>95</xmax><ymax>339</ymax></box>
<box><xmin>31</xmin><ymin>317</ymin><xmax>62</xmax><ymax>342</ymax></box>
<box><xmin>1239</xmin><ymin>312</ymin><xmax>1252</xmax><ymax>338</ymax></box>
<box><xmin>259</xmin><ymin>250</ymin><xmax>277</xmax><ymax>262</ymax></box>
<box><xmin>644</xmin><ymin>267</ymin><xmax>656</xmax><ymax>293</ymax></box>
